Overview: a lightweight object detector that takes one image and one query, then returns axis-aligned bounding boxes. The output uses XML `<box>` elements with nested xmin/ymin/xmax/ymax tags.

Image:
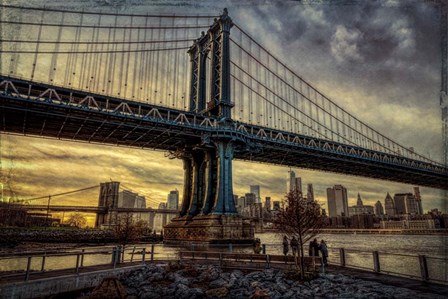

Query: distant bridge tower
<box><xmin>95</xmin><ymin>181</ymin><xmax>120</xmax><ymax>227</ymax></box>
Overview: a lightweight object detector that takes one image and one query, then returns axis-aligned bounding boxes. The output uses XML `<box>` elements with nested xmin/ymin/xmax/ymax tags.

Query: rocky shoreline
<box><xmin>104</xmin><ymin>263</ymin><xmax>444</xmax><ymax>299</ymax></box>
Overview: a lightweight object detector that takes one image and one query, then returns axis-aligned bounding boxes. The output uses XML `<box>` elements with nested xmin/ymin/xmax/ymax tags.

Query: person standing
<box><xmin>290</xmin><ymin>236</ymin><xmax>299</xmax><ymax>257</ymax></box>
<box><xmin>312</xmin><ymin>238</ymin><xmax>319</xmax><ymax>257</ymax></box>
<box><xmin>282</xmin><ymin>236</ymin><xmax>289</xmax><ymax>256</ymax></box>
<box><xmin>320</xmin><ymin>240</ymin><xmax>328</xmax><ymax>266</ymax></box>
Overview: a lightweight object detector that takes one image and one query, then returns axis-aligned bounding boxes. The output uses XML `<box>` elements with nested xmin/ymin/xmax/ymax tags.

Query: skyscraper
<box><xmin>286</xmin><ymin>170</ymin><xmax>296</xmax><ymax>194</ymax></box>
<box><xmin>307</xmin><ymin>184</ymin><xmax>314</xmax><ymax>202</ymax></box>
<box><xmin>265</xmin><ymin>196</ymin><xmax>271</xmax><ymax>210</ymax></box>
<box><xmin>250</xmin><ymin>185</ymin><xmax>261</xmax><ymax>203</ymax></box>
<box><xmin>394</xmin><ymin>193</ymin><xmax>418</xmax><ymax>215</ymax></box>
<box><xmin>286</xmin><ymin>170</ymin><xmax>302</xmax><ymax>195</ymax></box>
<box><xmin>167</xmin><ymin>190</ymin><xmax>179</xmax><ymax>210</ymax></box>
<box><xmin>374</xmin><ymin>200</ymin><xmax>384</xmax><ymax>216</ymax></box>
<box><xmin>326</xmin><ymin>185</ymin><xmax>349</xmax><ymax>217</ymax></box>
<box><xmin>245</xmin><ymin>193</ymin><xmax>256</xmax><ymax>206</ymax></box>
<box><xmin>384</xmin><ymin>192</ymin><xmax>395</xmax><ymax>216</ymax></box>
<box><xmin>414</xmin><ymin>187</ymin><xmax>423</xmax><ymax>215</ymax></box>
<box><xmin>356</xmin><ymin>193</ymin><xmax>363</xmax><ymax>206</ymax></box>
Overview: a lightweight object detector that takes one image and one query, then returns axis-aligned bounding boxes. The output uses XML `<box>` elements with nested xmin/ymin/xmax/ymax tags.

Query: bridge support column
<box><xmin>179</xmin><ymin>156</ymin><xmax>193</xmax><ymax>217</ymax></box>
<box><xmin>164</xmin><ymin>141</ymin><xmax>252</xmax><ymax>244</ymax></box>
<box><xmin>188</xmin><ymin>151</ymin><xmax>206</xmax><ymax>217</ymax></box>
<box><xmin>212</xmin><ymin>141</ymin><xmax>237</xmax><ymax>215</ymax></box>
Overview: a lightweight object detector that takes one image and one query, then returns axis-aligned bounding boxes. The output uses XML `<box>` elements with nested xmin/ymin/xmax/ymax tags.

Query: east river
<box><xmin>0</xmin><ymin>233</ymin><xmax>446</xmax><ymax>283</ymax></box>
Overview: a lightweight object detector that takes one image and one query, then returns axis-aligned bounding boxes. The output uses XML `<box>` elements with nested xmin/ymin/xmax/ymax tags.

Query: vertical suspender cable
<box><xmin>30</xmin><ymin>10</ymin><xmax>45</xmax><ymax>80</ymax></box>
<box><xmin>123</xmin><ymin>15</ymin><xmax>133</xmax><ymax>99</ymax></box>
<box><xmin>48</xmin><ymin>12</ymin><xmax>64</xmax><ymax>83</ymax></box>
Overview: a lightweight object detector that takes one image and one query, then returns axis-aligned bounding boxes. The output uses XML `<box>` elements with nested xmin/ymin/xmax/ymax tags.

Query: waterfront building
<box><xmin>380</xmin><ymin>219</ymin><xmax>436</xmax><ymax>230</ymax></box>
<box><xmin>245</xmin><ymin>193</ymin><xmax>256</xmax><ymax>206</ymax></box>
<box><xmin>241</xmin><ymin>202</ymin><xmax>263</xmax><ymax>219</ymax></box>
<box><xmin>265</xmin><ymin>197</ymin><xmax>271</xmax><ymax>211</ymax></box>
<box><xmin>167</xmin><ymin>190</ymin><xmax>179</xmax><ymax>210</ymax></box>
<box><xmin>375</xmin><ymin>200</ymin><xmax>384</xmax><ymax>216</ymax></box>
<box><xmin>394</xmin><ymin>193</ymin><xmax>418</xmax><ymax>215</ymax></box>
<box><xmin>307</xmin><ymin>184</ymin><xmax>314</xmax><ymax>202</ymax></box>
<box><xmin>327</xmin><ymin>185</ymin><xmax>349</xmax><ymax>217</ymax></box>
<box><xmin>384</xmin><ymin>192</ymin><xmax>396</xmax><ymax>216</ymax></box>
<box><xmin>118</xmin><ymin>190</ymin><xmax>146</xmax><ymax>208</ymax></box>
<box><xmin>351</xmin><ymin>214</ymin><xmax>374</xmax><ymax>229</ymax></box>
<box><xmin>348</xmin><ymin>193</ymin><xmax>374</xmax><ymax>216</ymax></box>
<box><xmin>250</xmin><ymin>185</ymin><xmax>261</xmax><ymax>203</ymax></box>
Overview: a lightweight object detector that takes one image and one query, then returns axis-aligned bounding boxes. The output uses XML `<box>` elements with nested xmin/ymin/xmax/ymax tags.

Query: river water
<box><xmin>0</xmin><ymin>233</ymin><xmax>446</xmax><ymax>283</ymax></box>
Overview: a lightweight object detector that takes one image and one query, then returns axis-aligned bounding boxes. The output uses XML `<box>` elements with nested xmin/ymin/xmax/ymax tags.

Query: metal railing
<box><xmin>0</xmin><ymin>243</ymin><xmax>446</xmax><ymax>285</ymax></box>
<box><xmin>0</xmin><ymin>244</ymin><xmax>161</xmax><ymax>282</ymax></box>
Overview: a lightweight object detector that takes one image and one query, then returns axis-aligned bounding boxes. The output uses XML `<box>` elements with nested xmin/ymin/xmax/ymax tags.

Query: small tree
<box><xmin>66</xmin><ymin>213</ymin><xmax>87</xmax><ymax>228</ymax></box>
<box><xmin>274</xmin><ymin>190</ymin><xmax>326</xmax><ymax>279</ymax></box>
<box><xmin>112</xmin><ymin>213</ymin><xmax>145</xmax><ymax>260</ymax></box>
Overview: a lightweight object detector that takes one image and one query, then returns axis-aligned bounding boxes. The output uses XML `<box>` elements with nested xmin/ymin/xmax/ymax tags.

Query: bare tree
<box><xmin>66</xmin><ymin>213</ymin><xmax>87</xmax><ymax>228</ymax></box>
<box><xmin>274</xmin><ymin>190</ymin><xmax>326</xmax><ymax>279</ymax></box>
<box><xmin>112</xmin><ymin>213</ymin><xmax>145</xmax><ymax>259</ymax></box>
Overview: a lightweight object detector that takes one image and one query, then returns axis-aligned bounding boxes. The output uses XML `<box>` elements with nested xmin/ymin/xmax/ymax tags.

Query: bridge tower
<box><xmin>95</xmin><ymin>181</ymin><xmax>120</xmax><ymax>227</ymax></box>
<box><xmin>164</xmin><ymin>9</ymin><xmax>254</xmax><ymax>244</ymax></box>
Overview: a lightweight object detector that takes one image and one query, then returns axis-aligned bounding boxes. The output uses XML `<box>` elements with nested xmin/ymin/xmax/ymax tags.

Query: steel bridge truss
<box><xmin>1</xmin><ymin>76</ymin><xmax>447</xmax><ymax>191</ymax></box>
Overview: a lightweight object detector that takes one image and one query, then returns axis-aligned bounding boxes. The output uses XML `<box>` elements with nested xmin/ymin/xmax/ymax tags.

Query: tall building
<box><xmin>326</xmin><ymin>185</ymin><xmax>349</xmax><ymax>217</ymax></box>
<box><xmin>414</xmin><ymin>187</ymin><xmax>423</xmax><ymax>215</ymax></box>
<box><xmin>118</xmin><ymin>190</ymin><xmax>146</xmax><ymax>208</ymax></box>
<box><xmin>265</xmin><ymin>196</ymin><xmax>271</xmax><ymax>210</ymax></box>
<box><xmin>384</xmin><ymin>193</ymin><xmax>395</xmax><ymax>216</ymax></box>
<box><xmin>245</xmin><ymin>193</ymin><xmax>256</xmax><ymax>206</ymax></box>
<box><xmin>394</xmin><ymin>193</ymin><xmax>418</xmax><ymax>215</ymax></box>
<box><xmin>348</xmin><ymin>193</ymin><xmax>374</xmax><ymax>216</ymax></box>
<box><xmin>295</xmin><ymin>177</ymin><xmax>302</xmax><ymax>195</ymax></box>
<box><xmin>374</xmin><ymin>200</ymin><xmax>384</xmax><ymax>216</ymax></box>
<box><xmin>356</xmin><ymin>193</ymin><xmax>363</xmax><ymax>206</ymax></box>
<box><xmin>167</xmin><ymin>190</ymin><xmax>179</xmax><ymax>210</ymax></box>
<box><xmin>286</xmin><ymin>170</ymin><xmax>302</xmax><ymax>195</ymax></box>
<box><xmin>250</xmin><ymin>185</ymin><xmax>261</xmax><ymax>203</ymax></box>
<box><xmin>238</xmin><ymin>196</ymin><xmax>246</xmax><ymax>209</ymax></box>
<box><xmin>306</xmin><ymin>184</ymin><xmax>314</xmax><ymax>202</ymax></box>
<box><xmin>286</xmin><ymin>170</ymin><xmax>296</xmax><ymax>194</ymax></box>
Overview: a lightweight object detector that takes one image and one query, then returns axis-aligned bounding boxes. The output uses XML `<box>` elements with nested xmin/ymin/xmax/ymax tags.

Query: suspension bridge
<box><xmin>0</xmin><ymin>5</ymin><xmax>446</xmax><ymax>242</ymax></box>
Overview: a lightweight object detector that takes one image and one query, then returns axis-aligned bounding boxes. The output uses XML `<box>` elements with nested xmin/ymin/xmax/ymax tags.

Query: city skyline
<box><xmin>0</xmin><ymin>0</ymin><xmax>446</xmax><ymax>219</ymax></box>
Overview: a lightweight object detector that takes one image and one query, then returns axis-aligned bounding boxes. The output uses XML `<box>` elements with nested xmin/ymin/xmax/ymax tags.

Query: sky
<box><xmin>0</xmin><ymin>0</ymin><xmax>446</xmax><ymax>225</ymax></box>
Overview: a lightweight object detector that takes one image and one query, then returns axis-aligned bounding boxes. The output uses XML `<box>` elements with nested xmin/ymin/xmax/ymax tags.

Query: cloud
<box><xmin>331</xmin><ymin>25</ymin><xmax>363</xmax><ymax>63</ymax></box>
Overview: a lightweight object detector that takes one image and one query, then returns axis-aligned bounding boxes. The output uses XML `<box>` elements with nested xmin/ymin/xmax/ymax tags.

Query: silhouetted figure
<box><xmin>253</xmin><ymin>238</ymin><xmax>262</xmax><ymax>254</ymax></box>
<box><xmin>282</xmin><ymin>236</ymin><xmax>289</xmax><ymax>256</ymax></box>
<box><xmin>311</xmin><ymin>238</ymin><xmax>319</xmax><ymax>256</ymax></box>
<box><xmin>320</xmin><ymin>240</ymin><xmax>328</xmax><ymax>266</ymax></box>
<box><xmin>290</xmin><ymin>236</ymin><xmax>299</xmax><ymax>257</ymax></box>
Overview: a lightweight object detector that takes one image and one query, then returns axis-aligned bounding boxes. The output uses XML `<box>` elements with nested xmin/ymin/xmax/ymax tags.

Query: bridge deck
<box><xmin>1</xmin><ymin>76</ymin><xmax>447</xmax><ymax>189</ymax></box>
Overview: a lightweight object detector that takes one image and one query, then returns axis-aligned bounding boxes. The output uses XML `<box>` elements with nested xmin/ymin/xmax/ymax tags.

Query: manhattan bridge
<box><xmin>0</xmin><ymin>4</ymin><xmax>446</xmax><ymax>222</ymax></box>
